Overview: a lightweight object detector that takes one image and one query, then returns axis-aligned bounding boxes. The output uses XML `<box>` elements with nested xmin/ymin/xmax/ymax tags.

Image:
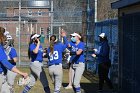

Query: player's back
<box><xmin>47</xmin><ymin>42</ymin><xmax>65</xmax><ymax>64</ymax></box>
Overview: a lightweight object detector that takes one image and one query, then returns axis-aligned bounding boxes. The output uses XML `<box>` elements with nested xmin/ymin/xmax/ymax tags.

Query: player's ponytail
<box><xmin>28</xmin><ymin>33</ymin><xmax>35</xmax><ymax>59</ymax></box>
<box><xmin>50</xmin><ymin>35</ymin><xmax>56</xmax><ymax>55</ymax></box>
<box><xmin>78</xmin><ymin>33</ymin><xmax>83</xmax><ymax>42</ymax></box>
<box><xmin>0</xmin><ymin>27</ymin><xmax>6</xmax><ymax>45</ymax></box>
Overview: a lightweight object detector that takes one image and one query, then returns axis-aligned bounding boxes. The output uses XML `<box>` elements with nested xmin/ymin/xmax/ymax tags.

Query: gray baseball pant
<box><xmin>7</xmin><ymin>70</ymin><xmax>17</xmax><ymax>86</ymax></box>
<box><xmin>0</xmin><ymin>73</ymin><xmax>12</xmax><ymax>93</ymax></box>
<box><xmin>23</xmin><ymin>61</ymin><xmax>49</xmax><ymax>92</ymax></box>
<box><xmin>48</xmin><ymin>64</ymin><xmax>63</xmax><ymax>93</ymax></box>
<box><xmin>1</xmin><ymin>82</ymin><xmax>11</xmax><ymax>93</ymax></box>
<box><xmin>71</xmin><ymin>62</ymin><xmax>85</xmax><ymax>93</ymax></box>
<box><xmin>0</xmin><ymin>73</ymin><xmax>5</xmax><ymax>92</ymax></box>
<box><xmin>3</xmin><ymin>70</ymin><xmax>17</xmax><ymax>93</ymax></box>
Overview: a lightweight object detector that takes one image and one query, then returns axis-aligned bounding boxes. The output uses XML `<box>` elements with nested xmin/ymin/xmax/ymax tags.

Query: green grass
<box><xmin>14</xmin><ymin>67</ymin><xmax>93</xmax><ymax>93</ymax></box>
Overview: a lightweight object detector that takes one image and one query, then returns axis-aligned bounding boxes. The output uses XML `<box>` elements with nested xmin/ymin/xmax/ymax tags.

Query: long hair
<box><xmin>0</xmin><ymin>27</ymin><xmax>6</xmax><ymax>45</ymax></box>
<box><xmin>28</xmin><ymin>33</ymin><xmax>35</xmax><ymax>59</ymax></box>
<box><xmin>50</xmin><ymin>35</ymin><xmax>56</xmax><ymax>55</ymax></box>
<box><xmin>78</xmin><ymin>33</ymin><xmax>83</xmax><ymax>42</ymax></box>
<box><xmin>0</xmin><ymin>27</ymin><xmax>5</xmax><ymax>33</ymax></box>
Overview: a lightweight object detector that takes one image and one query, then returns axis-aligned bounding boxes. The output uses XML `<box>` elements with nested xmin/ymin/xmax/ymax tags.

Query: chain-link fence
<box><xmin>0</xmin><ymin>0</ymin><xmax>84</xmax><ymax>67</ymax></box>
<box><xmin>86</xmin><ymin>19</ymin><xmax>118</xmax><ymax>85</ymax></box>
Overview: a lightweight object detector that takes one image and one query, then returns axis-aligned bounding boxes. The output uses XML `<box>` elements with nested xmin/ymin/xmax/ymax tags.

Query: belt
<box><xmin>49</xmin><ymin>63</ymin><xmax>61</xmax><ymax>66</ymax></box>
<box><xmin>33</xmin><ymin>61</ymin><xmax>42</xmax><ymax>62</ymax></box>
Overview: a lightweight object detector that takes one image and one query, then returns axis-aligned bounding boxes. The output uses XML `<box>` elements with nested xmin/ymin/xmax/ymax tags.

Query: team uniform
<box><xmin>1</xmin><ymin>46</ymin><xmax>18</xmax><ymax>93</ymax></box>
<box><xmin>47</xmin><ymin>36</ymin><xmax>68</xmax><ymax>93</ymax></box>
<box><xmin>69</xmin><ymin>41</ymin><xmax>85</xmax><ymax>93</ymax></box>
<box><xmin>0</xmin><ymin>45</ymin><xmax>15</xmax><ymax>92</ymax></box>
<box><xmin>6</xmin><ymin>46</ymin><xmax>17</xmax><ymax>85</ymax></box>
<box><xmin>22</xmin><ymin>43</ymin><xmax>50</xmax><ymax>93</ymax></box>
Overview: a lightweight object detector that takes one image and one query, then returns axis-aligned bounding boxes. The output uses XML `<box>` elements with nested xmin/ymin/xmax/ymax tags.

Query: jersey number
<box><xmin>49</xmin><ymin>51</ymin><xmax>59</xmax><ymax>61</ymax></box>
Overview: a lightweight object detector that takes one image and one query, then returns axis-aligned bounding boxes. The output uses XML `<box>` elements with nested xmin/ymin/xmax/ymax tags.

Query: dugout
<box><xmin>111</xmin><ymin>0</ymin><xmax>140</xmax><ymax>93</ymax></box>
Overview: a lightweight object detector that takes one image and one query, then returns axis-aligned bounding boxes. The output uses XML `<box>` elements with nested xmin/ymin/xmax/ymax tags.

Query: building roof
<box><xmin>0</xmin><ymin>0</ymin><xmax>51</xmax><ymax>17</ymax></box>
<box><xmin>0</xmin><ymin>0</ymin><xmax>50</xmax><ymax>9</ymax></box>
<box><xmin>111</xmin><ymin>0</ymin><xmax>140</xmax><ymax>9</ymax></box>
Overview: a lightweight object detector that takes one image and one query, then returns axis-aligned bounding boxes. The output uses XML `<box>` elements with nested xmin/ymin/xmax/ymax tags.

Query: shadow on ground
<box><xmin>83</xmin><ymin>71</ymin><xmax>118</xmax><ymax>93</ymax></box>
<box><xmin>62</xmin><ymin>83</ymin><xmax>117</xmax><ymax>93</ymax></box>
<box><xmin>62</xmin><ymin>71</ymin><xmax>118</xmax><ymax>93</ymax></box>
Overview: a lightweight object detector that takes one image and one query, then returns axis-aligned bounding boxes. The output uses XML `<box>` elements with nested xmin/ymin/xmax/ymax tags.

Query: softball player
<box><xmin>46</xmin><ymin>31</ymin><xmax>68</xmax><ymax>93</ymax></box>
<box><xmin>22</xmin><ymin>33</ymin><xmax>50</xmax><ymax>93</ymax></box>
<box><xmin>69</xmin><ymin>32</ymin><xmax>85</xmax><ymax>93</ymax></box>
<box><xmin>0</xmin><ymin>27</ymin><xmax>28</xmax><ymax>92</ymax></box>
<box><xmin>1</xmin><ymin>33</ymin><xmax>18</xmax><ymax>93</ymax></box>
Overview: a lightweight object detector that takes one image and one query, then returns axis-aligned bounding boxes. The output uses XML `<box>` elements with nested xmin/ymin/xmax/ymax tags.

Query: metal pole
<box><xmin>36</xmin><ymin>24</ymin><xmax>38</xmax><ymax>33</ymax></box>
<box><xmin>18</xmin><ymin>0</ymin><xmax>21</xmax><ymax>66</ymax></box>
<box><xmin>86</xmin><ymin>0</ymin><xmax>90</xmax><ymax>46</ymax></box>
<box><xmin>94</xmin><ymin>0</ymin><xmax>97</xmax><ymax>22</ymax></box>
<box><xmin>50</xmin><ymin>0</ymin><xmax>53</xmax><ymax>35</ymax></box>
<box><xmin>59</xmin><ymin>27</ymin><xmax>61</xmax><ymax>40</ymax></box>
<box><xmin>85</xmin><ymin>0</ymin><xmax>90</xmax><ymax>64</ymax></box>
<box><xmin>31</xmin><ymin>23</ymin><xmax>33</xmax><ymax>34</ymax></box>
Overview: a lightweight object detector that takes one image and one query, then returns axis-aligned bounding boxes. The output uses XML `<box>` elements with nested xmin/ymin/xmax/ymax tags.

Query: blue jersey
<box><xmin>69</xmin><ymin>41</ymin><xmax>85</xmax><ymax>64</ymax></box>
<box><xmin>9</xmin><ymin>48</ymin><xmax>17</xmax><ymax>60</ymax></box>
<box><xmin>6</xmin><ymin>47</ymin><xmax>17</xmax><ymax>66</ymax></box>
<box><xmin>30</xmin><ymin>43</ymin><xmax>43</xmax><ymax>62</ymax></box>
<box><xmin>0</xmin><ymin>45</ymin><xmax>14</xmax><ymax>73</ymax></box>
<box><xmin>47</xmin><ymin>37</ymin><xmax>68</xmax><ymax>65</ymax></box>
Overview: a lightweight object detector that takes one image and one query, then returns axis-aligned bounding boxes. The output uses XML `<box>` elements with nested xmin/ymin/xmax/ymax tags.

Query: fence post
<box><xmin>18</xmin><ymin>0</ymin><xmax>21</xmax><ymax>66</ymax></box>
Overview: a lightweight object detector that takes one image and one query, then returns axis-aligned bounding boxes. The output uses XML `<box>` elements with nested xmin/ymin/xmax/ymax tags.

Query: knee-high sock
<box><xmin>22</xmin><ymin>85</ymin><xmax>32</xmax><ymax>93</ymax></box>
